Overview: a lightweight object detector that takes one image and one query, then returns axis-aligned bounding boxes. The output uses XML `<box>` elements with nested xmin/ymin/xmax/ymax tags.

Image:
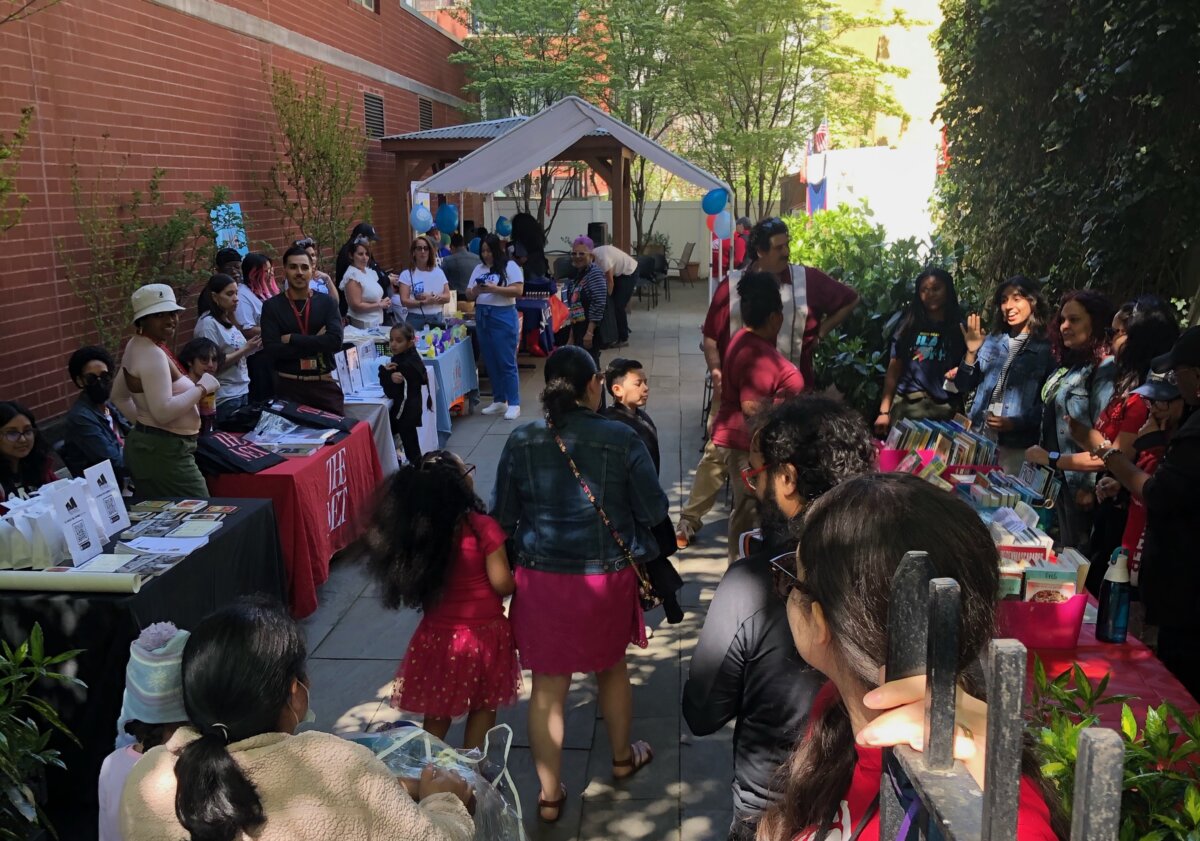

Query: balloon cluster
<box><xmin>702</xmin><ymin>188</ymin><xmax>733</xmax><ymax>239</ymax></box>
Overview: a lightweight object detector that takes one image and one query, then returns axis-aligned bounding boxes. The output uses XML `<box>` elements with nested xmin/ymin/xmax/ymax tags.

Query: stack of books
<box><xmin>884</xmin><ymin>417</ymin><xmax>998</xmax><ymax>467</ymax></box>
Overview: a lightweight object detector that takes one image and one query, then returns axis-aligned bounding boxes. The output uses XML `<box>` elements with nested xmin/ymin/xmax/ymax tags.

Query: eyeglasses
<box><xmin>1</xmin><ymin>428</ymin><xmax>35</xmax><ymax>444</ymax></box>
<box><xmin>463</xmin><ymin>463</ymin><xmax>477</xmax><ymax>476</ymax></box>
<box><xmin>740</xmin><ymin>463</ymin><xmax>770</xmax><ymax>493</ymax></box>
<box><xmin>571</xmin><ymin>251</ymin><xmax>590</xmax><ymax>258</ymax></box>
<box><xmin>414</xmin><ymin>245</ymin><xmax>431</xmax><ymax>251</ymax></box>
<box><xmin>82</xmin><ymin>372</ymin><xmax>112</xmax><ymax>385</ymax></box>
<box><xmin>768</xmin><ymin>552</ymin><xmax>806</xmax><ymax>601</ymax></box>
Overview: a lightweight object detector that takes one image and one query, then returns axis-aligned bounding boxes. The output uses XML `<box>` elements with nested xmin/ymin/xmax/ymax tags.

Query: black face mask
<box><xmin>83</xmin><ymin>378</ymin><xmax>112</xmax><ymax>404</ymax></box>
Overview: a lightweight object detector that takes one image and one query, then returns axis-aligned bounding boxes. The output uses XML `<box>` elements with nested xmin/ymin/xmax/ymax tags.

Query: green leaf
<box><xmin>1185</xmin><ymin>785</ymin><xmax>1200</xmax><ymax>826</ymax></box>
<box><xmin>1122</xmin><ymin>704</ymin><xmax>1138</xmax><ymax>742</ymax></box>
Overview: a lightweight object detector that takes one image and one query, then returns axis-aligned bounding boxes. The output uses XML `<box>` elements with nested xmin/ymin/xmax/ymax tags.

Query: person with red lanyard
<box><xmin>260</xmin><ymin>244</ymin><xmax>345</xmax><ymax>415</ymax></box>
<box><xmin>676</xmin><ymin>216</ymin><xmax>859</xmax><ymax>550</ymax></box>
<box><xmin>758</xmin><ymin>473</ymin><xmax>1061</xmax><ymax>841</ymax></box>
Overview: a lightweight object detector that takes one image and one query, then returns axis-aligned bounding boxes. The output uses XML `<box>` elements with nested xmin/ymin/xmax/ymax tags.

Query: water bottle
<box><xmin>1096</xmin><ymin>547</ymin><xmax>1131</xmax><ymax>643</ymax></box>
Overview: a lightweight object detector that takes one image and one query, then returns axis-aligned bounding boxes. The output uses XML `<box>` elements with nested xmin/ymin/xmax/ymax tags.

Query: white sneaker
<box><xmin>503</xmin><ymin>405</ymin><xmax>522</xmax><ymax>420</ymax></box>
<box><xmin>481</xmin><ymin>402</ymin><xmax>508</xmax><ymax>415</ymax></box>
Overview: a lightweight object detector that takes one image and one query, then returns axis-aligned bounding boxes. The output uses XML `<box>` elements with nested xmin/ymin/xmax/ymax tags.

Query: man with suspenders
<box><xmin>675</xmin><ymin>217</ymin><xmax>860</xmax><ymax>554</ymax></box>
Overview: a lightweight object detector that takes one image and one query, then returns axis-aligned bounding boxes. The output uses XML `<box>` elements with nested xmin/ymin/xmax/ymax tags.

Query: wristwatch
<box><xmin>1048</xmin><ymin>451</ymin><xmax>1061</xmax><ymax>470</ymax></box>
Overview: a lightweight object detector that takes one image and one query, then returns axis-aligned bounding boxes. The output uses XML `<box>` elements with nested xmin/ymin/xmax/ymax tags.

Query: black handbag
<box><xmin>548</xmin><ymin>423</ymin><xmax>663</xmax><ymax>611</ymax></box>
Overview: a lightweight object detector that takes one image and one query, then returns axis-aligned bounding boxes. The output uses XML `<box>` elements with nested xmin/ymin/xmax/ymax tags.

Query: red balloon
<box><xmin>706</xmin><ymin>214</ymin><xmax>716</xmax><ymax>232</ymax></box>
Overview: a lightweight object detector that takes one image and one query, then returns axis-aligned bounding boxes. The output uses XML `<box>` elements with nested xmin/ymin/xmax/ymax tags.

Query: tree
<box><xmin>0</xmin><ymin>0</ymin><xmax>59</xmax><ymax>27</ymax></box>
<box><xmin>261</xmin><ymin>66</ymin><xmax>371</xmax><ymax>267</ymax></box>
<box><xmin>61</xmin><ymin>138</ymin><xmax>233</xmax><ymax>348</ymax></box>
<box><xmin>935</xmin><ymin>0</ymin><xmax>1200</xmax><ymax>313</ymax></box>
<box><xmin>676</xmin><ymin>0</ymin><xmax>904</xmax><ymax>220</ymax></box>
<box><xmin>0</xmin><ymin>106</ymin><xmax>31</xmax><ymax>237</ymax></box>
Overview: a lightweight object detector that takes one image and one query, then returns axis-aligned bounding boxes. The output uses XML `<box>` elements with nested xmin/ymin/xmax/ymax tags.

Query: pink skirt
<box><xmin>509</xmin><ymin>565</ymin><xmax>647</xmax><ymax>675</ymax></box>
<box><xmin>393</xmin><ymin>616</ymin><xmax>521</xmax><ymax>718</ymax></box>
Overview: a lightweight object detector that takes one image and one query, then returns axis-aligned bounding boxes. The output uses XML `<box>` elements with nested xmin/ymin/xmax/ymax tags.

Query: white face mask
<box><xmin>291</xmin><ymin>680</ymin><xmax>316</xmax><ymax>728</ymax></box>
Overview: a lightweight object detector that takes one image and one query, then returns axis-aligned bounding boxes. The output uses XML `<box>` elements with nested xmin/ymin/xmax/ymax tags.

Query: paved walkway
<box><xmin>301</xmin><ymin>282</ymin><xmax>740</xmax><ymax>840</ymax></box>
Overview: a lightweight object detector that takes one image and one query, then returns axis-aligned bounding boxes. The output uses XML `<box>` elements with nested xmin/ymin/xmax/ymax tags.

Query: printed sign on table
<box><xmin>51</xmin><ymin>483</ymin><xmax>105</xmax><ymax>566</ymax></box>
<box><xmin>84</xmin><ymin>460</ymin><xmax>130</xmax><ymax>537</ymax></box>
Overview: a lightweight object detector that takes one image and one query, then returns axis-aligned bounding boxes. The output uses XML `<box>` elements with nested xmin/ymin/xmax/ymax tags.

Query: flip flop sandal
<box><xmin>612</xmin><ymin>740</ymin><xmax>654</xmax><ymax>781</ymax></box>
<box><xmin>538</xmin><ymin>783</ymin><xmax>568</xmax><ymax>823</ymax></box>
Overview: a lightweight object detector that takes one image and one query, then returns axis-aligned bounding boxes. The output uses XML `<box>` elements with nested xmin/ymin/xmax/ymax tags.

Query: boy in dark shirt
<box><xmin>602</xmin><ymin>358</ymin><xmax>683</xmax><ymax>623</ymax></box>
<box><xmin>379</xmin><ymin>323</ymin><xmax>430</xmax><ymax>465</ymax></box>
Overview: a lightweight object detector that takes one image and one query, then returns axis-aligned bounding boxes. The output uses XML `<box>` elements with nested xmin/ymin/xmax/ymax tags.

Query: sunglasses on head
<box><xmin>294</xmin><ymin>238</ymin><xmax>315</xmax><ymax>249</ymax></box>
<box><xmin>768</xmin><ymin>552</ymin><xmax>807</xmax><ymax>601</ymax></box>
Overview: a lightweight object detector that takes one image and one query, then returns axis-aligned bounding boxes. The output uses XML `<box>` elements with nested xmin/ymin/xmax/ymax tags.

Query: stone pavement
<box><xmin>300</xmin><ymin>281</ymin><xmax>741</xmax><ymax>840</ymax></box>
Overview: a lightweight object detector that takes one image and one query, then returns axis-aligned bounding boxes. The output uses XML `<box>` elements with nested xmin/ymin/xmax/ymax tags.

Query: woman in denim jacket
<box><xmin>952</xmin><ymin>276</ymin><xmax>1054</xmax><ymax>472</ymax></box>
<box><xmin>1025</xmin><ymin>290</ymin><xmax>1116</xmax><ymax>552</ymax></box>
<box><xmin>492</xmin><ymin>346</ymin><xmax>668</xmax><ymax>822</ymax></box>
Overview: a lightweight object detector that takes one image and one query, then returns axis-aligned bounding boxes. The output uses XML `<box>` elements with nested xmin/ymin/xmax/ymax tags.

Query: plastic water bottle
<box><xmin>1096</xmin><ymin>547</ymin><xmax>1131</xmax><ymax>643</ymax></box>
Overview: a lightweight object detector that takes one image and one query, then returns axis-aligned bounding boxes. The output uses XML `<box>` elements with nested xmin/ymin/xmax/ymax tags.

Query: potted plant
<box><xmin>1</xmin><ymin>624</ymin><xmax>83</xmax><ymax>841</ymax></box>
<box><xmin>1028</xmin><ymin>659</ymin><xmax>1200</xmax><ymax>840</ymax></box>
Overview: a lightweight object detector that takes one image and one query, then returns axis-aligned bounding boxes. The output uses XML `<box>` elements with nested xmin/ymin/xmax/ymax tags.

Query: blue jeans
<box><xmin>475</xmin><ymin>304</ymin><xmax>520</xmax><ymax>406</ymax></box>
<box><xmin>405</xmin><ymin>311</ymin><xmax>444</xmax><ymax>331</ymax></box>
<box><xmin>215</xmin><ymin>393</ymin><xmax>249</xmax><ymax>424</ymax></box>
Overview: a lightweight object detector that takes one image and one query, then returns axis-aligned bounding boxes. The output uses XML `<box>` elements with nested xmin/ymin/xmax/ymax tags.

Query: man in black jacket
<box><xmin>261</xmin><ymin>245</ymin><xmax>345</xmax><ymax>415</ymax></box>
<box><xmin>681</xmin><ymin>395</ymin><xmax>876</xmax><ymax>840</ymax></box>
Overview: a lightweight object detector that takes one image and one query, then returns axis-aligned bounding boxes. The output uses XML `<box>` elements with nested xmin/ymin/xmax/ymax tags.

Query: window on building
<box><xmin>364</xmin><ymin>92</ymin><xmax>385</xmax><ymax>139</ymax></box>
<box><xmin>418</xmin><ymin>97</ymin><xmax>434</xmax><ymax>131</ymax></box>
<box><xmin>352</xmin><ymin>0</ymin><xmax>380</xmax><ymax>10</ymax></box>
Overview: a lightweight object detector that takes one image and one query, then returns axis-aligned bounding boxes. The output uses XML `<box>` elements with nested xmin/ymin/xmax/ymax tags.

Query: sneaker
<box><xmin>504</xmin><ymin>405</ymin><xmax>522</xmax><ymax>420</ymax></box>
<box><xmin>481</xmin><ymin>402</ymin><xmax>508</xmax><ymax>415</ymax></box>
<box><xmin>675</xmin><ymin>521</ymin><xmax>695</xmax><ymax>549</ymax></box>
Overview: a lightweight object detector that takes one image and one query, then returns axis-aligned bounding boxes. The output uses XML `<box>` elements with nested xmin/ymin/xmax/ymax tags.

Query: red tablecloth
<box><xmin>1030</xmin><ymin>624</ymin><xmax>1199</xmax><ymax>729</ymax></box>
<box><xmin>206</xmin><ymin>422</ymin><xmax>383</xmax><ymax>618</ymax></box>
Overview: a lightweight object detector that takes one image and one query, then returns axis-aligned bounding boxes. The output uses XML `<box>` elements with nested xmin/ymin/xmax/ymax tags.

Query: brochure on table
<box><xmin>85</xmin><ymin>460</ymin><xmax>130</xmax><ymax>536</ymax></box>
<box><xmin>336</xmin><ymin>348</ymin><xmax>388</xmax><ymax>403</ymax></box>
<box><xmin>51</xmin><ymin>480</ymin><xmax>106</xmax><ymax>566</ymax></box>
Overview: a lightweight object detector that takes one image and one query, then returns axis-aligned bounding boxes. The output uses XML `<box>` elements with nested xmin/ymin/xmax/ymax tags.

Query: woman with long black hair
<box><xmin>492</xmin><ymin>346</ymin><xmax>668</xmax><ymax>823</ymax></box>
<box><xmin>874</xmin><ymin>268</ymin><xmax>966</xmax><ymax>435</ymax></box>
<box><xmin>0</xmin><ymin>401</ymin><xmax>56</xmax><ymax>508</ymax></box>
<box><xmin>119</xmin><ymin>597</ymin><xmax>473</xmax><ymax>841</ymax></box>
<box><xmin>759</xmin><ymin>474</ymin><xmax>1062</xmax><ymax>841</ymax></box>
<box><xmin>465</xmin><ymin>234</ymin><xmax>525</xmax><ymax>420</ymax></box>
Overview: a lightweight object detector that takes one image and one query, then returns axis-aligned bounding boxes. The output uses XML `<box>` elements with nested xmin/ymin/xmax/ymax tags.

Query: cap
<box><xmin>352</xmin><ymin>222</ymin><xmax>380</xmax><ymax>242</ymax></box>
<box><xmin>1152</xmin><ymin>325</ymin><xmax>1200</xmax><ymax>374</ymax></box>
<box><xmin>130</xmin><ymin>284</ymin><xmax>184</xmax><ymax>323</ymax></box>
<box><xmin>1133</xmin><ymin>370</ymin><xmax>1181</xmax><ymax>402</ymax></box>
<box><xmin>116</xmin><ymin>623</ymin><xmax>190</xmax><ymax>743</ymax></box>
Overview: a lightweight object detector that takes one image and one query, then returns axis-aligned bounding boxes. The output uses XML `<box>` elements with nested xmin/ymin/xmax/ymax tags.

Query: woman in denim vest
<box><xmin>952</xmin><ymin>276</ymin><xmax>1054</xmax><ymax>472</ymax></box>
<box><xmin>492</xmin><ymin>346</ymin><xmax>668</xmax><ymax>823</ymax></box>
<box><xmin>1025</xmin><ymin>290</ymin><xmax>1116</xmax><ymax>552</ymax></box>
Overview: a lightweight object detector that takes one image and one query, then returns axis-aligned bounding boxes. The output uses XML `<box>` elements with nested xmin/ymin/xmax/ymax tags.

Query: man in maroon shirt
<box><xmin>677</xmin><ymin>216</ymin><xmax>859</xmax><ymax>550</ymax></box>
<box><xmin>709</xmin><ymin>272</ymin><xmax>805</xmax><ymax>558</ymax></box>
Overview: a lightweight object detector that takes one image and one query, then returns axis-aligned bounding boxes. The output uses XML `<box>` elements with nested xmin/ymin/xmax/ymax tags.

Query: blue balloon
<box><xmin>435</xmin><ymin>203</ymin><xmax>459</xmax><ymax>233</ymax></box>
<box><xmin>410</xmin><ymin>204</ymin><xmax>434</xmax><ymax>233</ymax></box>
<box><xmin>701</xmin><ymin>188</ymin><xmax>728</xmax><ymax>216</ymax></box>
<box><xmin>468</xmin><ymin>237</ymin><xmax>481</xmax><ymax>255</ymax></box>
<box><xmin>713</xmin><ymin>209</ymin><xmax>733</xmax><ymax>239</ymax></box>
<box><xmin>495</xmin><ymin>216</ymin><xmax>512</xmax><ymax>237</ymax></box>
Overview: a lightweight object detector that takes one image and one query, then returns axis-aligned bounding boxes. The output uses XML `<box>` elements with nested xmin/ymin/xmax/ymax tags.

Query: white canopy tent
<box><xmin>412</xmin><ymin>96</ymin><xmax>730</xmax><ymax>253</ymax></box>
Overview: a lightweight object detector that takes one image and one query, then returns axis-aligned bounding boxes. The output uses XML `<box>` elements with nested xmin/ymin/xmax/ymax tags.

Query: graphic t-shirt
<box><xmin>891</xmin><ymin>325</ymin><xmax>961</xmax><ymax>403</ymax></box>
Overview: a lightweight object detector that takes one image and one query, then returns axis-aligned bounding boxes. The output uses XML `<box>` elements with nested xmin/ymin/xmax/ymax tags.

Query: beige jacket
<box><xmin>119</xmin><ymin>728</ymin><xmax>473</xmax><ymax>841</ymax></box>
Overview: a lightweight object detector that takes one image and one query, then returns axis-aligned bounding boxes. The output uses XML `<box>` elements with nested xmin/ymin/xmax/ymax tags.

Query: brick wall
<box><xmin>0</xmin><ymin>0</ymin><xmax>478</xmax><ymax>419</ymax></box>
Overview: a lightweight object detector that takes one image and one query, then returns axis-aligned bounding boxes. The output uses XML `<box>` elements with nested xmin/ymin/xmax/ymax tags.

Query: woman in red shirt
<box><xmin>759</xmin><ymin>474</ymin><xmax>1063</xmax><ymax>841</ymax></box>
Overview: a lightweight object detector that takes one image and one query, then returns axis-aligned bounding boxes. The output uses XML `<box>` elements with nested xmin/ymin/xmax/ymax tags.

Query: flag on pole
<box><xmin>806</xmin><ymin>120</ymin><xmax>830</xmax><ymax>215</ymax></box>
<box><xmin>812</xmin><ymin>119</ymin><xmax>829</xmax><ymax>154</ymax></box>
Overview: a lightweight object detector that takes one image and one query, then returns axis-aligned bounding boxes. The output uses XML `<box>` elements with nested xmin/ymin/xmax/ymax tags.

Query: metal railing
<box><xmin>882</xmin><ymin>551</ymin><xmax>1124</xmax><ymax>841</ymax></box>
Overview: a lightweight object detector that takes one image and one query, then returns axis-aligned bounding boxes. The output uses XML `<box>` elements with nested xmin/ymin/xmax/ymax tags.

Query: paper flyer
<box><xmin>84</xmin><ymin>460</ymin><xmax>130</xmax><ymax>536</ymax></box>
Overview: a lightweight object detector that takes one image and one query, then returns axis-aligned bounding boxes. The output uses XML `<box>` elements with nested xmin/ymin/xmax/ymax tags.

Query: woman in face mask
<box><xmin>61</xmin><ymin>346</ymin><xmax>132</xmax><ymax>482</ymax></box>
<box><xmin>119</xmin><ymin>596</ymin><xmax>476</xmax><ymax>841</ymax></box>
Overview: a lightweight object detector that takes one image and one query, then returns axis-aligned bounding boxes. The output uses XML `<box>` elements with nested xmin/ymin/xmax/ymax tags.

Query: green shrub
<box><xmin>785</xmin><ymin>204</ymin><xmax>985</xmax><ymax>418</ymax></box>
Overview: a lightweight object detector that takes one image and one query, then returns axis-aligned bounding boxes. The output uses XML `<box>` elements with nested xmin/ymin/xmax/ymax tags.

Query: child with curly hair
<box><xmin>362</xmin><ymin>450</ymin><xmax>520</xmax><ymax>749</ymax></box>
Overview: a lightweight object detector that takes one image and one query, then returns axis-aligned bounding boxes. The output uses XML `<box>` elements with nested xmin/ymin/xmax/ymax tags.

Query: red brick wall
<box><xmin>0</xmin><ymin>0</ymin><xmax>476</xmax><ymax>419</ymax></box>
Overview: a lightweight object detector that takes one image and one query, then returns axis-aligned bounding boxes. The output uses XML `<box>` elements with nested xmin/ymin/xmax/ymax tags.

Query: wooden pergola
<box><xmin>381</xmin><ymin>117</ymin><xmax>636</xmax><ymax>252</ymax></box>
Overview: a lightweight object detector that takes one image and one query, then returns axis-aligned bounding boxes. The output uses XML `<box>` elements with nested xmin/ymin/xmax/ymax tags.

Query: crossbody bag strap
<box><xmin>549</xmin><ymin>424</ymin><xmax>635</xmax><ymax>565</ymax></box>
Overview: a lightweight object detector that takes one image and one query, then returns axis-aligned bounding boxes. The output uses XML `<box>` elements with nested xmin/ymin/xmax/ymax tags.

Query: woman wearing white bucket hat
<box><xmin>111</xmin><ymin>283</ymin><xmax>220</xmax><ymax>498</ymax></box>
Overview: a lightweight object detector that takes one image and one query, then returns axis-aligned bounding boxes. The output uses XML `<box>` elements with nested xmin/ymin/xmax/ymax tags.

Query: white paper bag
<box><xmin>0</xmin><ymin>515</ymin><xmax>19</xmax><ymax>571</ymax></box>
<box><xmin>23</xmin><ymin>506</ymin><xmax>68</xmax><ymax>569</ymax></box>
<box><xmin>7</xmin><ymin>513</ymin><xmax>34</xmax><ymax>569</ymax></box>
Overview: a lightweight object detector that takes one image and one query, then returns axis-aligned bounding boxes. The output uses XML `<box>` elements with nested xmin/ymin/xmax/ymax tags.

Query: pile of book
<box><xmin>888</xmin><ymin>451</ymin><xmax>955</xmax><ymax>491</ymax></box>
<box><xmin>951</xmin><ymin>470</ymin><xmax>1053</xmax><ymax>509</ymax></box>
<box><xmin>884</xmin><ymin>417</ymin><xmax>998</xmax><ymax>467</ymax></box>
<box><xmin>999</xmin><ymin>548</ymin><xmax>1089</xmax><ymax>603</ymax></box>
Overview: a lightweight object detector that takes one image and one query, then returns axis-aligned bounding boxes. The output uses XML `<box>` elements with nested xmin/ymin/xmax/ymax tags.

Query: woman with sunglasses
<box><xmin>492</xmin><ymin>346</ymin><xmax>669</xmax><ymax>823</ymax></box>
<box><xmin>0</xmin><ymin>401</ymin><xmax>56</xmax><ymax>509</ymax></box>
<box><xmin>395</xmin><ymin>234</ymin><xmax>451</xmax><ymax>330</ymax></box>
<box><xmin>61</xmin><ymin>345</ymin><xmax>132</xmax><ymax>480</ymax></box>
<box><xmin>759</xmin><ymin>473</ymin><xmax>1061</xmax><ymax>841</ymax></box>
<box><xmin>293</xmin><ymin>237</ymin><xmax>339</xmax><ymax>309</ymax></box>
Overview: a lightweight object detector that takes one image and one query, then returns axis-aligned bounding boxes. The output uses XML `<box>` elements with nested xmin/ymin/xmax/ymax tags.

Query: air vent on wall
<box><xmin>364</xmin><ymin>92</ymin><xmax>385</xmax><ymax>139</ymax></box>
<box><xmin>418</xmin><ymin>97</ymin><xmax>434</xmax><ymax>131</ymax></box>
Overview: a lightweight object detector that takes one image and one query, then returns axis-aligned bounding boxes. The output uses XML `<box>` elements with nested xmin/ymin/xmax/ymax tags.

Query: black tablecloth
<box><xmin>0</xmin><ymin>497</ymin><xmax>284</xmax><ymax>819</ymax></box>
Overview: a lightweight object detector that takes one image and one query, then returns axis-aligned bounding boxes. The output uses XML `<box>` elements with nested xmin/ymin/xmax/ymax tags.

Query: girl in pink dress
<box><xmin>362</xmin><ymin>450</ymin><xmax>520</xmax><ymax>750</ymax></box>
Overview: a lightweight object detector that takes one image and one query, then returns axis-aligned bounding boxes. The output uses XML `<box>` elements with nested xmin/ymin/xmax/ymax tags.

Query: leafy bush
<box><xmin>785</xmin><ymin>204</ymin><xmax>984</xmax><ymax>418</ymax></box>
<box><xmin>1</xmin><ymin>624</ymin><xmax>83</xmax><ymax>840</ymax></box>
<box><xmin>1029</xmin><ymin>658</ymin><xmax>1200</xmax><ymax>841</ymax></box>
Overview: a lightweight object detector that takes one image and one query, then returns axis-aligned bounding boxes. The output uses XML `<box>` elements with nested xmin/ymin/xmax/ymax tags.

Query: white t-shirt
<box><xmin>468</xmin><ymin>262</ymin><xmax>524</xmax><ymax>308</ymax></box>
<box><xmin>340</xmin><ymin>265</ymin><xmax>385</xmax><ymax>328</ymax></box>
<box><xmin>234</xmin><ymin>284</ymin><xmax>263</xmax><ymax>330</ymax></box>
<box><xmin>194</xmin><ymin>313</ymin><xmax>250</xmax><ymax>404</ymax></box>
<box><xmin>398</xmin><ymin>267</ymin><xmax>449</xmax><ymax>302</ymax></box>
<box><xmin>592</xmin><ymin>245</ymin><xmax>638</xmax><ymax>278</ymax></box>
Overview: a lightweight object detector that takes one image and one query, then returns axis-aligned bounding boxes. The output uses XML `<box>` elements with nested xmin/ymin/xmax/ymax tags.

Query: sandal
<box><xmin>612</xmin><ymin>740</ymin><xmax>654</xmax><ymax>781</ymax></box>
<box><xmin>538</xmin><ymin>783</ymin><xmax>567</xmax><ymax>823</ymax></box>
